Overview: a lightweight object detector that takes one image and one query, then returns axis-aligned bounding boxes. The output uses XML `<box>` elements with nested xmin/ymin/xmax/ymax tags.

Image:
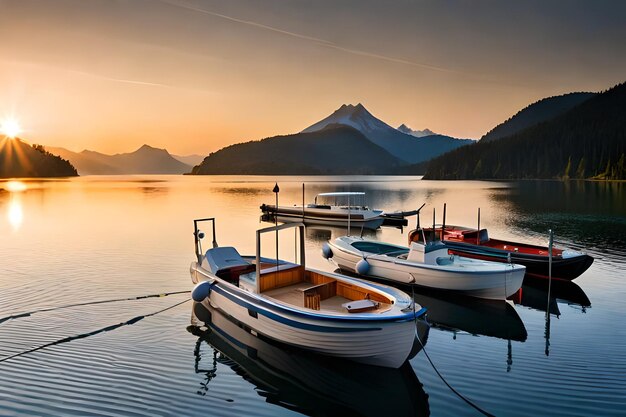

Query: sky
<box><xmin>0</xmin><ymin>0</ymin><xmax>625</xmax><ymax>155</ymax></box>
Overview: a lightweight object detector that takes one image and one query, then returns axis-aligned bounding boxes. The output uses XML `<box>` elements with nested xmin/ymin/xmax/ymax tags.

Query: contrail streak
<box><xmin>68</xmin><ymin>69</ymin><xmax>174</xmax><ymax>88</ymax></box>
<box><xmin>156</xmin><ymin>0</ymin><xmax>459</xmax><ymax>74</ymax></box>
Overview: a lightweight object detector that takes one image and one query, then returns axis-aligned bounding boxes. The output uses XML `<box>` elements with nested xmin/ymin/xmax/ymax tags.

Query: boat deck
<box><xmin>263</xmin><ymin>282</ymin><xmax>352</xmax><ymax>313</ymax></box>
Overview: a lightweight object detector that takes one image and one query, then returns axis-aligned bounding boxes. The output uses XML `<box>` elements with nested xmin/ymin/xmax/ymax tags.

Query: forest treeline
<box><xmin>0</xmin><ymin>139</ymin><xmax>78</xmax><ymax>178</ymax></box>
<box><xmin>424</xmin><ymin>82</ymin><xmax>626</xmax><ymax>180</ymax></box>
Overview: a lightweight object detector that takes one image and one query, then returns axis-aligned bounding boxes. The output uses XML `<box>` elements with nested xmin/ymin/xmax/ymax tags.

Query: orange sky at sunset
<box><xmin>1</xmin><ymin>0</ymin><xmax>625</xmax><ymax>155</ymax></box>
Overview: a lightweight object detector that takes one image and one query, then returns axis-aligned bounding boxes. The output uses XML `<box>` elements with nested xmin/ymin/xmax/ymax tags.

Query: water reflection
<box><xmin>413</xmin><ymin>290</ymin><xmax>527</xmax><ymax>342</ymax></box>
<box><xmin>189</xmin><ymin>302</ymin><xmax>430</xmax><ymax>417</ymax></box>
<box><xmin>511</xmin><ymin>277</ymin><xmax>591</xmax><ymax>316</ymax></box>
<box><xmin>5</xmin><ymin>181</ymin><xmax>27</xmax><ymax>193</ymax></box>
<box><xmin>494</xmin><ymin>180</ymin><xmax>626</xmax><ymax>250</ymax></box>
<box><xmin>8</xmin><ymin>197</ymin><xmax>23</xmax><ymax>230</ymax></box>
<box><xmin>303</xmin><ymin>225</ymin><xmax>380</xmax><ymax>243</ymax></box>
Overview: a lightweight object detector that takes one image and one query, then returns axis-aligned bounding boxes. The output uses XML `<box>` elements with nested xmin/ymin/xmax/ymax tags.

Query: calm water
<box><xmin>1</xmin><ymin>176</ymin><xmax>625</xmax><ymax>416</ymax></box>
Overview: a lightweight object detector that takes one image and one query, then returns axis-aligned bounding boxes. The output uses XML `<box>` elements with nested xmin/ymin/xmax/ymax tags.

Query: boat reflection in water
<box><xmin>511</xmin><ymin>276</ymin><xmax>591</xmax><ymax>316</ymax></box>
<box><xmin>189</xmin><ymin>302</ymin><xmax>431</xmax><ymax>417</ymax></box>
<box><xmin>509</xmin><ymin>277</ymin><xmax>590</xmax><ymax>357</ymax></box>
<box><xmin>335</xmin><ymin>268</ymin><xmax>527</xmax><ymax>342</ymax></box>
<box><xmin>412</xmin><ymin>290</ymin><xmax>527</xmax><ymax>342</ymax></box>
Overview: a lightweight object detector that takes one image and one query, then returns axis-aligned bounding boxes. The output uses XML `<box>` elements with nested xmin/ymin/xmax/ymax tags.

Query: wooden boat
<box><xmin>408</xmin><ymin>225</ymin><xmax>594</xmax><ymax>281</ymax></box>
<box><xmin>189</xmin><ymin>302</ymin><xmax>431</xmax><ymax>417</ymax></box>
<box><xmin>260</xmin><ymin>191</ymin><xmax>386</xmax><ymax>229</ymax></box>
<box><xmin>325</xmin><ymin>236</ymin><xmax>526</xmax><ymax>300</ymax></box>
<box><xmin>189</xmin><ymin>218</ymin><xmax>426</xmax><ymax>368</ymax></box>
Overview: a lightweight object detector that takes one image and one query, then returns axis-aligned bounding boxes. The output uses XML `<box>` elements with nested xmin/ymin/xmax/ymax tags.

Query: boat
<box><xmin>189</xmin><ymin>218</ymin><xmax>427</xmax><ymax>368</ymax></box>
<box><xmin>260</xmin><ymin>191</ymin><xmax>386</xmax><ymax>229</ymax></box>
<box><xmin>408</xmin><ymin>224</ymin><xmax>594</xmax><ymax>281</ymax></box>
<box><xmin>189</xmin><ymin>302</ymin><xmax>431</xmax><ymax>417</ymax></box>
<box><xmin>325</xmin><ymin>236</ymin><xmax>526</xmax><ymax>300</ymax></box>
<box><xmin>260</xmin><ymin>190</ymin><xmax>418</xmax><ymax>229</ymax></box>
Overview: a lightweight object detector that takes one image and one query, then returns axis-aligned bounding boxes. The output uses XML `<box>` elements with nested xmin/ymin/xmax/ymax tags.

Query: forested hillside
<box><xmin>424</xmin><ymin>82</ymin><xmax>626</xmax><ymax>180</ymax></box>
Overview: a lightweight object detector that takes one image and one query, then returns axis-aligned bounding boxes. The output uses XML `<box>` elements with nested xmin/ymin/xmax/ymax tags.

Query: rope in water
<box><xmin>0</xmin><ymin>290</ymin><xmax>190</xmax><ymax>324</ymax></box>
<box><xmin>412</xmin><ymin>286</ymin><xmax>495</xmax><ymax>417</ymax></box>
<box><xmin>0</xmin><ymin>298</ymin><xmax>191</xmax><ymax>364</ymax></box>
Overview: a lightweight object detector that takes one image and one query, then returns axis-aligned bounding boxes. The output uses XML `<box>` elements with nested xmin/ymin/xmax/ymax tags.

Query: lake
<box><xmin>1</xmin><ymin>176</ymin><xmax>625</xmax><ymax>416</ymax></box>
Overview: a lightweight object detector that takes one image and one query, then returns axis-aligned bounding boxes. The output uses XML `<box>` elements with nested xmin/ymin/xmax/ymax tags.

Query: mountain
<box><xmin>423</xmin><ymin>82</ymin><xmax>626</xmax><ymax>180</ymax></box>
<box><xmin>171</xmin><ymin>153</ymin><xmax>205</xmax><ymax>166</ymax></box>
<box><xmin>481</xmin><ymin>92</ymin><xmax>596</xmax><ymax>142</ymax></box>
<box><xmin>397</xmin><ymin>124</ymin><xmax>436</xmax><ymax>137</ymax></box>
<box><xmin>191</xmin><ymin>124</ymin><xmax>404</xmax><ymax>175</ymax></box>
<box><xmin>46</xmin><ymin>144</ymin><xmax>192</xmax><ymax>175</ymax></box>
<box><xmin>302</xmin><ymin>103</ymin><xmax>472</xmax><ymax>164</ymax></box>
<box><xmin>0</xmin><ymin>138</ymin><xmax>77</xmax><ymax>178</ymax></box>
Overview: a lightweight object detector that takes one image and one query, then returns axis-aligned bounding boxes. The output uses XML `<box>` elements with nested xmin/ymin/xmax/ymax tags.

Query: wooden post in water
<box><xmin>348</xmin><ymin>194</ymin><xmax>350</xmax><ymax>236</ymax></box>
<box><xmin>442</xmin><ymin>203</ymin><xmax>447</xmax><ymax>240</ymax></box>
<box><xmin>545</xmin><ymin>229</ymin><xmax>554</xmax><ymax>356</ymax></box>
<box><xmin>273</xmin><ymin>183</ymin><xmax>280</xmax><ymax>273</ymax></box>
<box><xmin>477</xmin><ymin>208</ymin><xmax>481</xmax><ymax>245</ymax></box>
<box><xmin>432</xmin><ymin>207</ymin><xmax>436</xmax><ymax>242</ymax></box>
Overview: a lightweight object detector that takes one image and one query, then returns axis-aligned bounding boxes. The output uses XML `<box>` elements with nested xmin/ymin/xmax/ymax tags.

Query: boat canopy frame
<box><xmin>193</xmin><ymin>217</ymin><xmax>218</xmax><ymax>263</ymax></box>
<box><xmin>255</xmin><ymin>222</ymin><xmax>306</xmax><ymax>293</ymax></box>
<box><xmin>314</xmin><ymin>192</ymin><xmax>367</xmax><ymax>208</ymax></box>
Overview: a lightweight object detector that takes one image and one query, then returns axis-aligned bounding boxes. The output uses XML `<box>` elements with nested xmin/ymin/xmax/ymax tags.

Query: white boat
<box><xmin>325</xmin><ymin>236</ymin><xmax>526</xmax><ymax>300</ymax></box>
<box><xmin>189</xmin><ymin>218</ymin><xmax>426</xmax><ymax>368</ymax></box>
<box><xmin>260</xmin><ymin>192</ymin><xmax>385</xmax><ymax>229</ymax></box>
<box><xmin>189</xmin><ymin>302</ymin><xmax>431</xmax><ymax>417</ymax></box>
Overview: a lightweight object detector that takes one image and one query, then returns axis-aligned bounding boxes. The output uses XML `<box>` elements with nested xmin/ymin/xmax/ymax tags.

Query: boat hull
<box><xmin>261</xmin><ymin>204</ymin><xmax>385</xmax><ymax>229</ymax></box>
<box><xmin>191</xmin><ymin>263</ymin><xmax>420</xmax><ymax>368</ymax></box>
<box><xmin>190</xmin><ymin>302</ymin><xmax>431</xmax><ymax>417</ymax></box>
<box><xmin>426</xmin><ymin>239</ymin><xmax>593</xmax><ymax>281</ymax></box>
<box><xmin>328</xmin><ymin>241</ymin><xmax>525</xmax><ymax>301</ymax></box>
<box><xmin>407</xmin><ymin>226</ymin><xmax>593</xmax><ymax>281</ymax></box>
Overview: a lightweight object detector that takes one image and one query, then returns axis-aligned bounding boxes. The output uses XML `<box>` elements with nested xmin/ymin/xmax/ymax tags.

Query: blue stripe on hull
<box><xmin>212</xmin><ymin>285</ymin><xmax>385</xmax><ymax>333</ymax></box>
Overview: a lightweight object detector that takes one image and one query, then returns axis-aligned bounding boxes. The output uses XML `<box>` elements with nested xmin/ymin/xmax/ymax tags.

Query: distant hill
<box><xmin>191</xmin><ymin>125</ymin><xmax>404</xmax><ymax>175</ymax></box>
<box><xmin>171</xmin><ymin>153</ymin><xmax>205</xmax><ymax>166</ymax></box>
<box><xmin>424</xmin><ymin>82</ymin><xmax>626</xmax><ymax>180</ymax></box>
<box><xmin>397</xmin><ymin>124</ymin><xmax>436</xmax><ymax>137</ymax></box>
<box><xmin>481</xmin><ymin>92</ymin><xmax>596</xmax><ymax>142</ymax></box>
<box><xmin>0</xmin><ymin>138</ymin><xmax>77</xmax><ymax>178</ymax></box>
<box><xmin>46</xmin><ymin>144</ymin><xmax>192</xmax><ymax>175</ymax></box>
<box><xmin>302</xmin><ymin>103</ymin><xmax>472</xmax><ymax>164</ymax></box>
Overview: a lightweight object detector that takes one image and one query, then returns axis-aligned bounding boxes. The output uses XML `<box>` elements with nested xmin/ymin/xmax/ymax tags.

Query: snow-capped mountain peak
<box><xmin>302</xmin><ymin>103</ymin><xmax>395</xmax><ymax>134</ymax></box>
<box><xmin>397</xmin><ymin>124</ymin><xmax>436</xmax><ymax>137</ymax></box>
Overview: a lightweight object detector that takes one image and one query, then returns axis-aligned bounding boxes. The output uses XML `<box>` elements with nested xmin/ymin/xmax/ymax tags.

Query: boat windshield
<box><xmin>352</xmin><ymin>241</ymin><xmax>409</xmax><ymax>255</ymax></box>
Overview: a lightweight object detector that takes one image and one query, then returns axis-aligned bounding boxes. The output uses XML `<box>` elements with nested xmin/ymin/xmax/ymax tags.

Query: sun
<box><xmin>0</xmin><ymin>118</ymin><xmax>23</xmax><ymax>139</ymax></box>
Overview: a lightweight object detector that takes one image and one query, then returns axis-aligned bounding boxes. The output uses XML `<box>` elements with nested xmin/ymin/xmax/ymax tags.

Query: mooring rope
<box><xmin>0</xmin><ymin>290</ymin><xmax>190</xmax><ymax>324</ymax></box>
<box><xmin>412</xmin><ymin>285</ymin><xmax>495</xmax><ymax>417</ymax></box>
<box><xmin>0</xmin><ymin>298</ymin><xmax>191</xmax><ymax>364</ymax></box>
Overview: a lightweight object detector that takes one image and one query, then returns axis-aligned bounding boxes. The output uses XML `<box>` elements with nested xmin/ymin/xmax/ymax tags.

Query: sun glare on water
<box><xmin>0</xmin><ymin>118</ymin><xmax>23</xmax><ymax>138</ymax></box>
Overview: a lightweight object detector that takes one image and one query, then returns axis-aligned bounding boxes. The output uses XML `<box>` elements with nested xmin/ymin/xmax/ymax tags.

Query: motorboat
<box><xmin>260</xmin><ymin>191</ymin><xmax>386</xmax><ymax>229</ymax></box>
<box><xmin>189</xmin><ymin>218</ymin><xmax>426</xmax><ymax>368</ymax></box>
<box><xmin>189</xmin><ymin>302</ymin><xmax>431</xmax><ymax>417</ymax></box>
<box><xmin>325</xmin><ymin>236</ymin><xmax>526</xmax><ymax>300</ymax></box>
<box><xmin>408</xmin><ymin>224</ymin><xmax>594</xmax><ymax>281</ymax></box>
